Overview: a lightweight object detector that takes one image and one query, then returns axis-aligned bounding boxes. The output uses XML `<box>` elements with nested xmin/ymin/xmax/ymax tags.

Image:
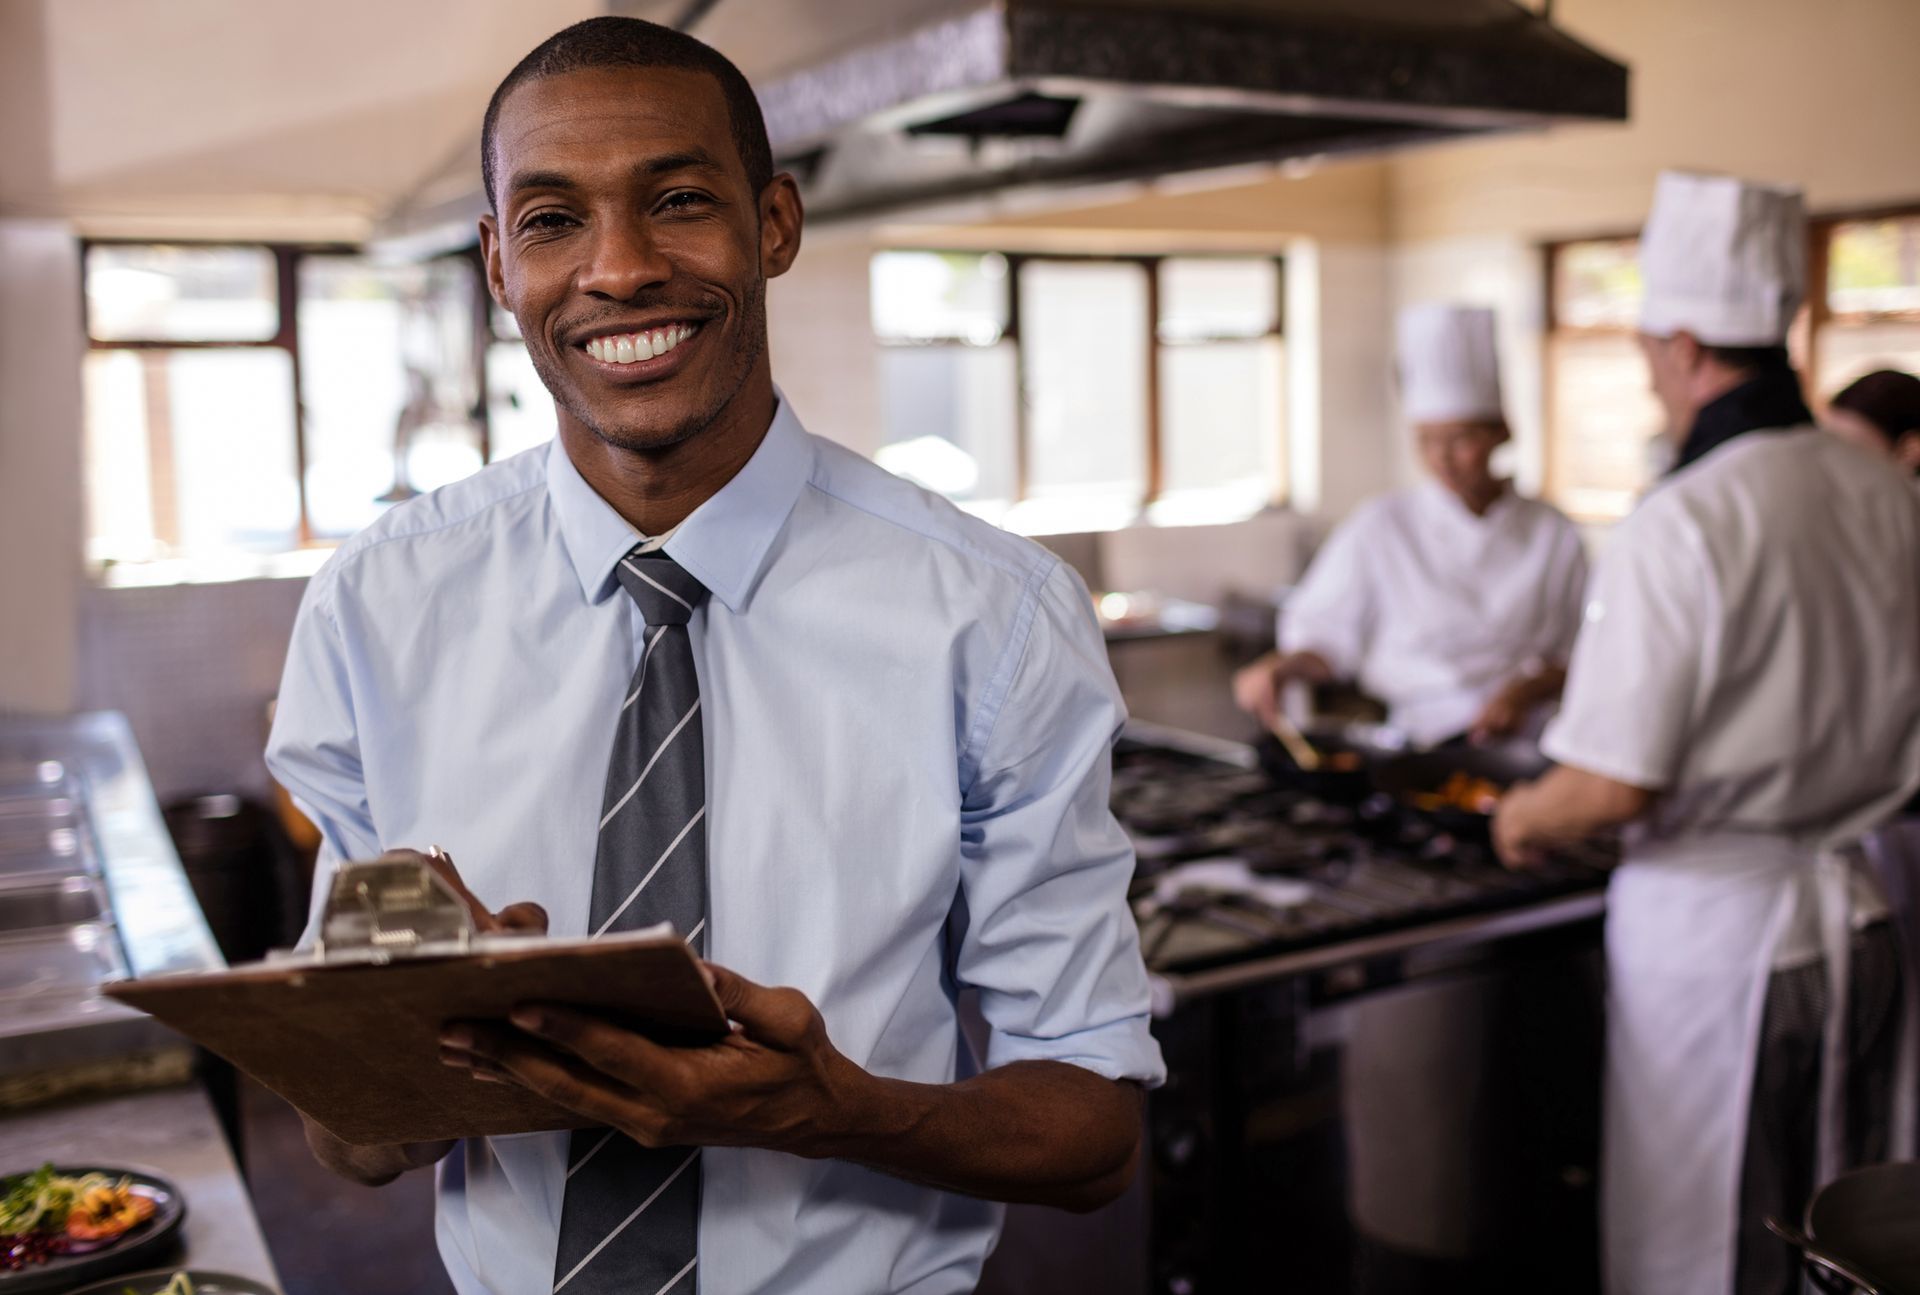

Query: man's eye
<box><xmin>522</xmin><ymin>211</ymin><xmax>578</xmax><ymax>231</ymax></box>
<box><xmin>660</xmin><ymin>191</ymin><xmax>711</xmax><ymax>212</ymax></box>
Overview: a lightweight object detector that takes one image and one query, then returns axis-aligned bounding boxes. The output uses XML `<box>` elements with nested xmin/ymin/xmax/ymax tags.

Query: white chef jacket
<box><xmin>1545</xmin><ymin>429</ymin><xmax>1920</xmax><ymax>962</ymax></box>
<box><xmin>1279</xmin><ymin>482</ymin><xmax>1589</xmax><ymax>746</ymax></box>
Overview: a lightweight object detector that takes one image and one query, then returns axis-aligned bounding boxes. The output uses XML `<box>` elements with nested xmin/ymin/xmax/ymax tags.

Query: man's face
<box><xmin>1413</xmin><ymin>420</ymin><xmax>1504</xmax><ymax>501</ymax></box>
<box><xmin>1636</xmin><ymin>331</ymin><xmax>1698</xmax><ymax>444</ymax></box>
<box><xmin>479</xmin><ymin>66</ymin><xmax>799</xmax><ymax>452</ymax></box>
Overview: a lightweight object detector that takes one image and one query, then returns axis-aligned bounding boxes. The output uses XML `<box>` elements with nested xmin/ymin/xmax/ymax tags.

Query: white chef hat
<box><xmin>1638</xmin><ymin>170</ymin><xmax>1806</xmax><ymax>346</ymax></box>
<box><xmin>1396</xmin><ymin>303</ymin><xmax>1503</xmax><ymax>424</ymax></box>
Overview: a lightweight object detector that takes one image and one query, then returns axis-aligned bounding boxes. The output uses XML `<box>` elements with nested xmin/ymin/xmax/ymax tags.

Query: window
<box><xmin>1813</xmin><ymin>214</ymin><xmax>1920</xmax><ymax>401</ymax></box>
<box><xmin>81</xmin><ymin>241</ymin><xmax>553</xmax><ymax>575</ymax></box>
<box><xmin>1543</xmin><ymin>239</ymin><xmax>1665</xmax><ymax>523</ymax></box>
<box><xmin>870</xmin><ymin>251</ymin><xmax>1286</xmax><ymax>533</ymax></box>
<box><xmin>1545</xmin><ymin>209</ymin><xmax>1920</xmax><ymax>523</ymax></box>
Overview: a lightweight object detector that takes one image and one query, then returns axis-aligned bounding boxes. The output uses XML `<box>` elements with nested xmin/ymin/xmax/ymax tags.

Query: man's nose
<box><xmin>578</xmin><ymin>218</ymin><xmax>672</xmax><ymax>300</ymax></box>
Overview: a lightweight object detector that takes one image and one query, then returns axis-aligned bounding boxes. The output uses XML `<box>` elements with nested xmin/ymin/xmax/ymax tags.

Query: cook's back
<box><xmin>1639</xmin><ymin>430</ymin><xmax>1920</xmax><ymax>846</ymax></box>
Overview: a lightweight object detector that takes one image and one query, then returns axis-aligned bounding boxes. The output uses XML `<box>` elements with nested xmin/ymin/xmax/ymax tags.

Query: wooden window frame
<box><xmin>81</xmin><ymin>238</ymin><xmax>512</xmax><ymax>554</ymax></box>
<box><xmin>1542</xmin><ymin>201</ymin><xmax>1920</xmax><ymax>512</ymax></box>
<box><xmin>874</xmin><ymin>249</ymin><xmax>1288</xmax><ymax>514</ymax></box>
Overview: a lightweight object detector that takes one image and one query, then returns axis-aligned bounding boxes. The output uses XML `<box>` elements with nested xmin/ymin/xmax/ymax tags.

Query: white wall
<box><xmin>0</xmin><ymin>219</ymin><xmax>83</xmax><ymax>713</ymax></box>
<box><xmin>765</xmin><ymin>224</ymin><xmax>883</xmax><ymax>455</ymax></box>
<box><xmin>1306</xmin><ymin>242</ymin><xmax>1396</xmax><ymax>519</ymax></box>
<box><xmin>1388</xmin><ymin>0</ymin><xmax>1920</xmax><ymax>244</ymax></box>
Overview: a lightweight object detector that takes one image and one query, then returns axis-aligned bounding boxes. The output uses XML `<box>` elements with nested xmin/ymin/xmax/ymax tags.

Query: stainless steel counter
<box><xmin>0</xmin><ymin>713</ymin><xmax>278</xmax><ymax>1286</ymax></box>
<box><xmin>0</xmin><ymin>1084</ymin><xmax>281</xmax><ymax>1287</ymax></box>
<box><xmin>0</xmin><ymin>711</ymin><xmax>225</xmax><ymax>1079</ymax></box>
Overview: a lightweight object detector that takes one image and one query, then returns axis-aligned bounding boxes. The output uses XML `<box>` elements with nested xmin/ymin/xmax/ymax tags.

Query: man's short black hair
<box><xmin>481</xmin><ymin>16</ymin><xmax>773</xmax><ymax>213</ymax></box>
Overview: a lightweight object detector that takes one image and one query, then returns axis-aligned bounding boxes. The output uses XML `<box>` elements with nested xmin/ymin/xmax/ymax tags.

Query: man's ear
<box><xmin>478</xmin><ymin>214</ymin><xmax>509</xmax><ymax>311</ymax></box>
<box><xmin>1668</xmin><ymin>330</ymin><xmax>1705</xmax><ymax>375</ymax></box>
<box><xmin>759</xmin><ymin>173</ymin><xmax>805</xmax><ymax>280</ymax></box>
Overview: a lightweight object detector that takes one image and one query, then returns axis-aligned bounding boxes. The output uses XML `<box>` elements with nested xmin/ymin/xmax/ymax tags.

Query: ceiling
<box><xmin>0</xmin><ymin>0</ymin><xmax>1588</xmax><ymax>240</ymax></box>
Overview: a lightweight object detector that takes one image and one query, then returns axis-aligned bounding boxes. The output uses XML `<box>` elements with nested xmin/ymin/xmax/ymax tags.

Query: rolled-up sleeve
<box><xmin>265</xmin><ymin>571</ymin><xmax>382</xmax><ymax>940</ymax></box>
<box><xmin>956</xmin><ymin>561</ymin><xmax>1166</xmax><ymax>1088</ymax></box>
<box><xmin>1542</xmin><ymin>501</ymin><xmax>1707</xmax><ymax>791</ymax></box>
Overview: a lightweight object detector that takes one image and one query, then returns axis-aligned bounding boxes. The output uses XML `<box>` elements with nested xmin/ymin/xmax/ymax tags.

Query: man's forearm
<box><xmin>1278</xmin><ymin>649</ymin><xmax>1337</xmax><ymax>686</ymax></box>
<box><xmin>808</xmin><ymin>1060</ymin><xmax>1142</xmax><ymax>1213</ymax></box>
<box><xmin>1506</xmin><ymin>765</ymin><xmax>1651</xmax><ymax>852</ymax></box>
<box><xmin>1510</xmin><ymin>663</ymin><xmax>1567</xmax><ymax>709</ymax></box>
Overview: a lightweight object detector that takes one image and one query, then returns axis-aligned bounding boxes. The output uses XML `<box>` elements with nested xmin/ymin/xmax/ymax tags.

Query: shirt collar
<box><xmin>546</xmin><ymin>394</ymin><xmax>815</xmax><ymax>612</ymax></box>
<box><xmin>1673</xmin><ymin>362</ymin><xmax>1811</xmax><ymax>474</ymax></box>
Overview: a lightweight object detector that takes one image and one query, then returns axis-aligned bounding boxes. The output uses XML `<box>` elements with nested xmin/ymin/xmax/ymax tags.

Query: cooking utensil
<box><xmin>1264</xmin><ymin>711</ymin><xmax>1323</xmax><ymax>772</ymax></box>
<box><xmin>0</xmin><ymin>1166</ymin><xmax>185</xmax><ymax>1294</ymax></box>
<box><xmin>1764</xmin><ymin>1160</ymin><xmax>1920</xmax><ymax>1294</ymax></box>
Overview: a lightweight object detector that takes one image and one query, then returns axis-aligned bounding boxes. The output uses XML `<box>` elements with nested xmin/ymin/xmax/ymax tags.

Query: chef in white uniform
<box><xmin>1233</xmin><ymin>304</ymin><xmax>1588</xmax><ymax>746</ymax></box>
<box><xmin>1494</xmin><ymin>171</ymin><xmax>1920</xmax><ymax>1295</ymax></box>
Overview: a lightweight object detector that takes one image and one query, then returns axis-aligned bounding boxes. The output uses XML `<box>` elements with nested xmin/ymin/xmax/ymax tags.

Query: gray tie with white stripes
<box><xmin>552</xmin><ymin>547</ymin><xmax>708</xmax><ymax>1295</ymax></box>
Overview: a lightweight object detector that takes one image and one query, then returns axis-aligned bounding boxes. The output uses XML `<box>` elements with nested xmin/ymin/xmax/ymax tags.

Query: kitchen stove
<box><xmin>1111</xmin><ymin>732</ymin><xmax>1616</xmax><ymax>980</ymax></box>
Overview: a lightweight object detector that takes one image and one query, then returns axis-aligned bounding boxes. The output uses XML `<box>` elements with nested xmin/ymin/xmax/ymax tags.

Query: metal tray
<box><xmin>0</xmin><ymin>923</ymin><xmax>125</xmax><ymax>1010</ymax></box>
<box><xmin>0</xmin><ymin>877</ymin><xmax>106</xmax><ymax>936</ymax></box>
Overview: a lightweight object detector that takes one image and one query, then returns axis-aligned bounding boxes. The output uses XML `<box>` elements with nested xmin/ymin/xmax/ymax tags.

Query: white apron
<box><xmin>1603</xmin><ymin>834</ymin><xmax>1920</xmax><ymax>1295</ymax></box>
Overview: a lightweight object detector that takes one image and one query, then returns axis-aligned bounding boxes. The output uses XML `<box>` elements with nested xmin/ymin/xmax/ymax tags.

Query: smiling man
<box><xmin>265</xmin><ymin>17</ymin><xmax>1163</xmax><ymax>1295</ymax></box>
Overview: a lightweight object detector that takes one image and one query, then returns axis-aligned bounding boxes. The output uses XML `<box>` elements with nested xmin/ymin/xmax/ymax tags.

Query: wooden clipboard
<box><xmin>106</xmin><ymin>932</ymin><xmax>728</xmax><ymax>1146</ymax></box>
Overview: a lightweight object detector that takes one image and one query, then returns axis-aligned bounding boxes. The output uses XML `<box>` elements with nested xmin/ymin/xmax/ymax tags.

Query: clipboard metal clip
<box><xmin>308</xmin><ymin>851</ymin><xmax>478</xmax><ymax>966</ymax></box>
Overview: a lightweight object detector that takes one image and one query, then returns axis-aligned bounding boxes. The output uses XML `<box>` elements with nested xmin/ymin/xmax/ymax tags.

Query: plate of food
<box><xmin>65</xmin><ymin>1270</ymin><xmax>280</xmax><ymax>1295</ymax></box>
<box><xmin>0</xmin><ymin>1164</ymin><xmax>185</xmax><ymax>1293</ymax></box>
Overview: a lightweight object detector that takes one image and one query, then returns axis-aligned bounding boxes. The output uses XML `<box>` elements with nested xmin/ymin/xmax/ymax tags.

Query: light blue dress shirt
<box><xmin>266</xmin><ymin>396</ymin><xmax>1166</xmax><ymax>1295</ymax></box>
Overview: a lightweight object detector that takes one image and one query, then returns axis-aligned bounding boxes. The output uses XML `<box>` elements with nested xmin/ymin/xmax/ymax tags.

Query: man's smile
<box><xmin>574</xmin><ymin>320</ymin><xmax>706</xmax><ymax>380</ymax></box>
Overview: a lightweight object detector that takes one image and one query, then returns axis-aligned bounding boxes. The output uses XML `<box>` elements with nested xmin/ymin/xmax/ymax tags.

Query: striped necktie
<box><xmin>552</xmin><ymin>546</ymin><xmax>708</xmax><ymax>1295</ymax></box>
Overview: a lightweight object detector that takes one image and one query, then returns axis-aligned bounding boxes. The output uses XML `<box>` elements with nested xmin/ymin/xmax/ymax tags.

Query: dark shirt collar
<box><xmin>1674</xmin><ymin>363</ymin><xmax>1814</xmax><ymax>473</ymax></box>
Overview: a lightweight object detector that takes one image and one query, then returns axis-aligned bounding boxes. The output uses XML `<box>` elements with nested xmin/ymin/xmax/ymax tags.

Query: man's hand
<box><xmin>300</xmin><ymin>1114</ymin><xmax>456</xmax><ymax>1189</ymax></box>
<box><xmin>1232</xmin><ymin>653</ymin><xmax>1286</xmax><ymax>731</ymax></box>
<box><xmin>440</xmin><ymin>963</ymin><xmax>1144</xmax><ymax>1212</ymax></box>
<box><xmin>299</xmin><ymin>847</ymin><xmax>547</xmax><ymax>1187</ymax></box>
<box><xmin>1470</xmin><ymin>684</ymin><xmax>1530</xmax><ymax>745</ymax></box>
<box><xmin>1493</xmin><ymin>765</ymin><xmax>1652</xmax><ymax>870</ymax></box>
<box><xmin>406</xmin><ymin>846</ymin><xmax>550</xmax><ymax>936</ymax></box>
<box><xmin>1491</xmin><ymin>782</ymin><xmax>1550</xmax><ymax>870</ymax></box>
<box><xmin>1469</xmin><ymin>665</ymin><xmax>1567</xmax><ymax>745</ymax></box>
<box><xmin>1232</xmin><ymin>650</ymin><xmax>1336</xmax><ymax>732</ymax></box>
<box><xmin>440</xmin><ymin>963</ymin><xmax>861</xmax><ymax>1155</ymax></box>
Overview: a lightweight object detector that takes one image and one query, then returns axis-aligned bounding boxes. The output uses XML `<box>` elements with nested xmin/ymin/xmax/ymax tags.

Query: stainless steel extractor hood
<box><xmin>754</xmin><ymin>0</ymin><xmax>1629</xmax><ymax>222</ymax></box>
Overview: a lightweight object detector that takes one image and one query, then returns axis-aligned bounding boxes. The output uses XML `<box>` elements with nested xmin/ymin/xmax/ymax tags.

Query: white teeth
<box><xmin>587</xmin><ymin>324</ymin><xmax>698</xmax><ymax>365</ymax></box>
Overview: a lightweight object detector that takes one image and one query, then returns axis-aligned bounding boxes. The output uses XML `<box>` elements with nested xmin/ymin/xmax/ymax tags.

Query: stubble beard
<box><xmin>529</xmin><ymin>276</ymin><xmax>768</xmax><ymax>455</ymax></box>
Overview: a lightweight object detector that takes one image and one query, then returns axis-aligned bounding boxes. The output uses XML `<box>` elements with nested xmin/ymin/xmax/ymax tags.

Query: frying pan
<box><xmin>1256</xmin><ymin>730</ymin><xmax>1550</xmax><ymax>835</ymax></box>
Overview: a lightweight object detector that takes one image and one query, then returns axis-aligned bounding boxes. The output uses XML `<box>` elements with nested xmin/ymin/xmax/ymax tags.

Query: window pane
<box><xmin>1815</xmin><ymin>321</ymin><xmax>1920</xmax><ymax>404</ymax></box>
<box><xmin>871</xmin><ymin>251</ymin><xmax>1008</xmax><ymax>344</ymax></box>
<box><xmin>1160</xmin><ymin>337</ymin><xmax>1285</xmax><ymax>509</ymax></box>
<box><xmin>1828</xmin><ymin>217</ymin><xmax>1920</xmax><ymax>316</ymax></box>
<box><xmin>875</xmin><ymin>344</ymin><xmax>1017</xmax><ymax>503</ymax></box>
<box><xmin>86</xmin><ymin>244</ymin><xmax>278</xmax><ymax>342</ymax></box>
<box><xmin>487</xmin><ymin>342</ymin><xmax>557</xmax><ymax>461</ymax></box>
<box><xmin>1553</xmin><ymin>239</ymin><xmax>1643</xmax><ymax>330</ymax></box>
<box><xmin>1546</xmin><ymin>333</ymin><xmax>1664</xmax><ymax>522</ymax></box>
<box><xmin>1159</xmin><ymin>257</ymin><xmax>1280</xmax><ymax>341</ymax></box>
<box><xmin>298</xmin><ymin>255</ymin><xmax>482</xmax><ymax>538</ymax></box>
<box><xmin>83</xmin><ymin>349</ymin><xmax>300</xmax><ymax>562</ymax></box>
<box><xmin>1019</xmin><ymin>260</ymin><xmax>1149</xmax><ymax>506</ymax></box>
